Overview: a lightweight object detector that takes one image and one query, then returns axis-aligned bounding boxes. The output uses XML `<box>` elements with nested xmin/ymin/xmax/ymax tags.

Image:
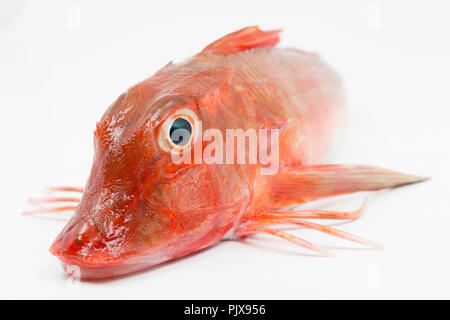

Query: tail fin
<box><xmin>202</xmin><ymin>26</ymin><xmax>282</xmax><ymax>56</ymax></box>
<box><xmin>267</xmin><ymin>164</ymin><xmax>428</xmax><ymax>206</ymax></box>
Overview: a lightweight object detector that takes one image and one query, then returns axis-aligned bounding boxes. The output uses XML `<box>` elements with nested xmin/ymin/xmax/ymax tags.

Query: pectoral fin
<box><xmin>266</xmin><ymin>164</ymin><xmax>428</xmax><ymax>207</ymax></box>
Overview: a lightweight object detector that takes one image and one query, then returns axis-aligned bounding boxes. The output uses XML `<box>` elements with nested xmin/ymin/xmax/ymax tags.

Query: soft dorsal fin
<box><xmin>202</xmin><ymin>26</ymin><xmax>282</xmax><ymax>56</ymax></box>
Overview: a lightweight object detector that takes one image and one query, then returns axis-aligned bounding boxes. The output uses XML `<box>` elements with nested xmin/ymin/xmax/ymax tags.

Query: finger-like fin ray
<box><xmin>236</xmin><ymin>226</ymin><xmax>334</xmax><ymax>257</ymax></box>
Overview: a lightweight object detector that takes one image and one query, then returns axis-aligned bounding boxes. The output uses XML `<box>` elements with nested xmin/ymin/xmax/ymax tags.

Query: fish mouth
<box><xmin>49</xmin><ymin>215</ymin><xmax>168</xmax><ymax>280</ymax></box>
<box><xmin>50</xmin><ymin>237</ymin><xmax>124</xmax><ymax>268</ymax></box>
<box><xmin>50</xmin><ymin>238</ymin><xmax>168</xmax><ymax>280</ymax></box>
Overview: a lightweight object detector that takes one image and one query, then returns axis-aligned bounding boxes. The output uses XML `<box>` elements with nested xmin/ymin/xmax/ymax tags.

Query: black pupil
<box><xmin>169</xmin><ymin>118</ymin><xmax>192</xmax><ymax>146</ymax></box>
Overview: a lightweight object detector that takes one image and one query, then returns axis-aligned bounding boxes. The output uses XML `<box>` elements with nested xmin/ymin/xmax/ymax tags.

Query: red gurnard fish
<box><xmin>28</xmin><ymin>27</ymin><xmax>427</xmax><ymax>279</ymax></box>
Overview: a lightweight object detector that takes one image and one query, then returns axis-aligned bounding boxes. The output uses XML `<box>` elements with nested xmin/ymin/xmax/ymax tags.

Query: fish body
<box><xmin>47</xmin><ymin>27</ymin><xmax>426</xmax><ymax>279</ymax></box>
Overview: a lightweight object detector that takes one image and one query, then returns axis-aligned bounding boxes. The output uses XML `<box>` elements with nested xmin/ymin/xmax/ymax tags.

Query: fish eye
<box><xmin>158</xmin><ymin>107</ymin><xmax>199</xmax><ymax>153</ymax></box>
<box><xmin>169</xmin><ymin>118</ymin><xmax>192</xmax><ymax>146</ymax></box>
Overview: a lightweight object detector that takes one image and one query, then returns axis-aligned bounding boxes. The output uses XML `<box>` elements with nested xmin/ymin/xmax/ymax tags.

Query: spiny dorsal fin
<box><xmin>202</xmin><ymin>26</ymin><xmax>282</xmax><ymax>56</ymax></box>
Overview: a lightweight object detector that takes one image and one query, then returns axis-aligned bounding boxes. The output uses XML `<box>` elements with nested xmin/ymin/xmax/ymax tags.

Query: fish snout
<box><xmin>49</xmin><ymin>215</ymin><xmax>169</xmax><ymax>280</ymax></box>
<box><xmin>50</xmin><ymin>216</ymin><xmax>122</xmax><ymax>268</ymax></box>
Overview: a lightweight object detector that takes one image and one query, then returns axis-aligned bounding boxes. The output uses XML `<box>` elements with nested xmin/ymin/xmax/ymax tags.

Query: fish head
<box><xmin>50</xmin><ymin>76</ymin><xmax>252</xmax><ymax>279</ymax></box>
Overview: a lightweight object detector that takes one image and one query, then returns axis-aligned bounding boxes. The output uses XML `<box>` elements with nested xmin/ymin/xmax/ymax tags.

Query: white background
<box><xmin>0</xmin><ymin>0</ymin><xmax>449</xmax><ymax>299</ymax></box>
